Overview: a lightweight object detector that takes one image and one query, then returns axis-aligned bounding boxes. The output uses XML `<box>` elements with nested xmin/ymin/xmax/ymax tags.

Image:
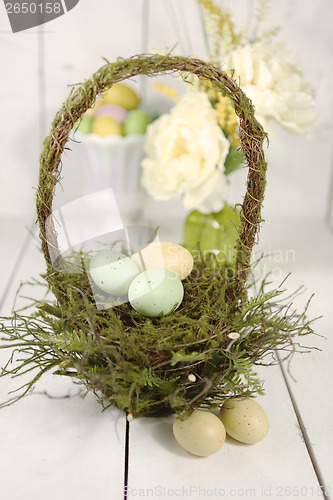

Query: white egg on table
<box><xmin>173</xmin><ymin>409</ymin><xmax>226</xmax><ymax>457</ymax></box>
<box><xmin>128</xmin><ymin>268</ymin><xmax>184</xmax><ymax>317</ymax></box>
<box><xmin>219</xmin><ymin>398</ymin><xmax>269</xmax><ymax>444</ymax></box>
<box><xmin>131</xmin><ymin>241</ymin><xmax>194</xmax><ymax>280</ymax></box>
<box><xmin>89</xmin><ymin>249</ymin><xmax>139</xmax><ymax>296</ymax></box>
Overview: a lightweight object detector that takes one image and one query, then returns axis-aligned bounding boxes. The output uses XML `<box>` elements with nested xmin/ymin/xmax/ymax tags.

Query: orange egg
<box><xmin>131</xmin><ymin>242</ymin><xmax>193</xmax><ymax>280</ymax></box>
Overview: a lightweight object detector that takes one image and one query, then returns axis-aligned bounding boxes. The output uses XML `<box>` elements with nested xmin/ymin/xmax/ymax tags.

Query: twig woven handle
<box><xmin>37</xmin><ymin>54</ymin><xmax>267</xmax><ymax>282</ymax></box>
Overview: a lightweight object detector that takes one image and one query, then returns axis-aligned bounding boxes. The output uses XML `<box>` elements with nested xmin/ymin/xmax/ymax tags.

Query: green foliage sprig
<box><xmin>0</xmin><ymin>257</ymin><xmax>316</xmax><ymax>417</ymax></box>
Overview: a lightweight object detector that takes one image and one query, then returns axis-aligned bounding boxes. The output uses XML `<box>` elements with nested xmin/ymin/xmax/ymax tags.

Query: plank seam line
<box><xmin>278</xmin><ymin>353</ymin><xmax>331</xmax><ymax>500</ymax></box>
<box><xmin>123</xmin><ymin>417</ymin><xmax>130</xmax><ymax>500</ymax></box>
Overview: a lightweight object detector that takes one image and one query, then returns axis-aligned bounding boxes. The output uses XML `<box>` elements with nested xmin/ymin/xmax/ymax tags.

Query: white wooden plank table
<box><xmin>1</xmin><ymin>215</ymin><xmax>332</xmax><ymax>500</ymax></box>
<box><xmin>257</xmin><ymin>217</ymin><xmax>333</xmax><ymax>493</ymax></box>
<box><xmin>128</xmin><ymin>367</ymin><xmax>322</xmax><ymax>499</ymax></box>
<box><xmin>0</xmin><ymin>217</ymin><xmax>126</xmax><ymax>500</ymax></box>
<box><xmin>126</xmin><ymin>216</ymin><xmax>333</xmax><ymax>500</ymax></box>
<box><xmin>1</xmin><ymin>1</ymin><xmax>333</xmax><ymax>498</ymax></box>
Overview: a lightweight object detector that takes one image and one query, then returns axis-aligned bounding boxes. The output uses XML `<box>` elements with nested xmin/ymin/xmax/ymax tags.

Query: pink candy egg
<box><xmin>95</xmin><ymin>104</ymin><xmax>128</xmax><ymax>123</ymax></box>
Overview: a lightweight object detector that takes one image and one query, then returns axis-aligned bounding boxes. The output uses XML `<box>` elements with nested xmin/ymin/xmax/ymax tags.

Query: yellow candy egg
<box><xmin>219</xmin><ymin>398</ymin><xmax>269</xmax><ymax>444</ymax></box>
<box><xmin>91</xmin><ymin>116</ymin><xmax>124</xmax><ymax>137</ymax></box>
<box><xmin>173</xmin><ymin>410</ymin><xmax>226</xmax><ymax>457</ymax></box>
<box><xmin>102</xmin><ymin>83</ymin><xmax>140</xmax><ymax>111</ymax></box>
<box><xmin>131</xmin><ymin>242</ymin><xmax>194</xmax><ymax>280</ymax></box>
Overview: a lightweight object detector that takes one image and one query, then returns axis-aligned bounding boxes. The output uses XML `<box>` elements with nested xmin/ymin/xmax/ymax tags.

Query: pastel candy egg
<box><xmin>89</xmin><ymin>249</ymin><xmax>139</xmax><ymax>296</ymax></box>
<box><xmin>91</xmin><ymin>116</ymin><xmax>124</xmax><ymax>137</ymax></box>
<box><xmin>95</xmin><ymin>104</ymin><xmax>128</xmax><ymax>123</ymax></box>
<box><xmin>173</xmin><ymin>410</ymin><xmax>226</xmax><ymax>457</ymax></box>
<box><xmin>128</xmin><ymin>268</ymin><xmax>183</xmax><ymax>317</ymax></box>
<box><xmin>131</xmin><ymin>242</ymin><xmax>193</xmax><ymax>280</ymax></box>
<box><xmin>102</xmin><ymin>83</ymin><xmax>140</xmax><ymax>111</ymax></box>
<box><xmin>124</xmin><ymin>109</ymin><xmax>153</xmax><ymax>135</ymax></box>
<box><xmin>219</xmin><ymin>398</ymin><xmax>269</xmax><ymax>444</ymax></box>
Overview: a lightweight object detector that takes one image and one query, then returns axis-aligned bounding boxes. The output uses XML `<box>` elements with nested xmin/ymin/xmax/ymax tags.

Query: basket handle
<box><xmin>37</xmin><ymin>54</ymin><xmax>267</xmax><ymax>284</ymax></box>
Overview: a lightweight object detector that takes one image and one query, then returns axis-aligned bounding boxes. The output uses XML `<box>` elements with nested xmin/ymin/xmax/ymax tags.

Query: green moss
<box><xmin>0</xmin><ymin>255</ymin><xmax>316</xmax><ymax>417</ymax></box>
<box><xmin>0</xmin><ymin>54</ymin><xmax>316</xmax><ymax>417</ymax></box>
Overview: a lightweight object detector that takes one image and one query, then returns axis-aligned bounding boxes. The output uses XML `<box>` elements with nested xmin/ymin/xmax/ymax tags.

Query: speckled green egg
<box><xmin>89</xmin><ymin>249</ymin><xmax>139</xmax><ymax>296</ymax></box>
<box><xmin>128</xmin><ymin>268</ymin><xmax>184</xmax><ymax>317</ymax></box>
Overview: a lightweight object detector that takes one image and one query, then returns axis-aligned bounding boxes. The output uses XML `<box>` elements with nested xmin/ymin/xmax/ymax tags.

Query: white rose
<box><xmin>141</xmin><ymin>92</ymin><xmax>230</xmax><ymax>214</ymax></box>
<box><xmin>224</xmin><ymin>41</ymin><xmax>317</xmax><ymax>136</ymax></box>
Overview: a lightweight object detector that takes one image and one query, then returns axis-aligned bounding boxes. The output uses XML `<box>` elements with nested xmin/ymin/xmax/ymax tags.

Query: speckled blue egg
<box><xmin>128</xmin><ymin>268</ymin><xmax>184</xmax><ymax>317</ymax></box>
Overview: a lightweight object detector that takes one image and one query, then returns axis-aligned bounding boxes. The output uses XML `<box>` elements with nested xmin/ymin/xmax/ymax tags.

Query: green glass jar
<box><xmin>183</xmin><ymin>203</ymin><xmax>240</xmax><ymax>264</ymax></box>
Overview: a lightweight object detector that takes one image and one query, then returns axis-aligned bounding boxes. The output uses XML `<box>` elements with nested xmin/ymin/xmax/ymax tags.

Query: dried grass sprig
<box><xmin>0</xmin><ymin>259</ymin><xmax>316</xmax><ymax>416</ymax></box>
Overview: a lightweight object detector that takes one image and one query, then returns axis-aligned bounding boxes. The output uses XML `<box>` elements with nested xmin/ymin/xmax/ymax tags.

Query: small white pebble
<box><xmin>227</xmin><ymin>332</ymin><xmax>240</xmax><ymax>340</ymax></box>
<box><xmin>188</xmin><ymin>374</ymin><xmax>196</xmax><ymax>382</ymax></box>
<box><xmin>276</xmin><ymin>287</ymin><xmax>287</xmax><ymax>292</ymax></box>
<box><xmin>210</xmin><ymin>249</ymin><xmax>221</xmax><ymax>256</ymax></box>
<box><xmin>127</xmin><ymin>413</ymin><xmax>134</xmax><ymax>422</ymax></box>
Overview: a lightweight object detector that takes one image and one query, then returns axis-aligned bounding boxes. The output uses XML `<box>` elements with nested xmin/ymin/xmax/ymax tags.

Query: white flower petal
<box><xmin>225</xmin><ymin>40</ymin><xmax>317</xmax><ymax>136</ymax></box>
<box><xmin>183</xmin><ymin>170</ymin><xmax>228</xmax><ymax>214</ymax></box>
<box><xmin>140</xmin><ymin>92</ymin><xmax>230</xmax><ymax>210</ymax></box>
